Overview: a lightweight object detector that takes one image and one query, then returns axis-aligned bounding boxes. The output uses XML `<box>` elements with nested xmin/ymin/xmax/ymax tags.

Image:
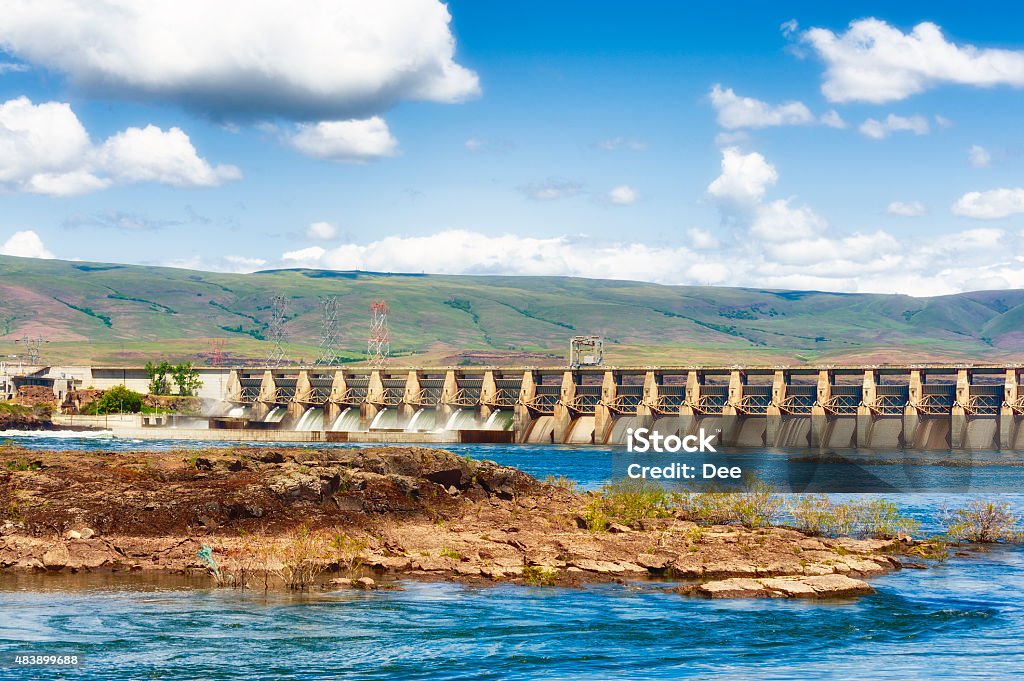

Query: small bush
<box><xmin>543</xmin><ymin>475</ymin><xmax>579</xmax><ymax>494</ymax></box>
<box><xmin>82</xmin><ymin>385</ymin><xmax>144</xmax><ymax>415</ymax></box>
<box><xmin>788</xmin><ymin>496</ymin><xmax>918</xmax><ymax>539</ymax></box>
<box><xmin>521</xmin><ymin>565</ymin><xmax>558</xmax><ymax>586</ymax></box>
<box><xmin>274</xmin><ymin>524</ymin><xmax>332</xmax><ymax>590</ymax></box>
<box><xmin>438</xmin><ymin>546</ymin><xmax>462</xmax><ymax>560</ymax></box>
<box><xmin>943</xmin><ymin>499</ymin><xmax>1021</xmax><ymax>543</ymax></box>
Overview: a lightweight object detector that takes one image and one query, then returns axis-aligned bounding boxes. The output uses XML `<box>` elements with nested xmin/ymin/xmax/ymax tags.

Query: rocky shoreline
<box><xmin>0</xmin><ymin>445</ymin><xmax>916</xmax><ymax>599</ymax></box>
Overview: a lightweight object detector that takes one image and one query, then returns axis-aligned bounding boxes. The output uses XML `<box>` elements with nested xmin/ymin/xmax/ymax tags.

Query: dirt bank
<box><xmin>0</xmin><ymin>445</ymin><xmax>912</xmax><ymax>598</ymax></box>
<box><xmin>0</xmin><ymin>404</ymin><xmax>52</xmax><ymax>430</ymax></box>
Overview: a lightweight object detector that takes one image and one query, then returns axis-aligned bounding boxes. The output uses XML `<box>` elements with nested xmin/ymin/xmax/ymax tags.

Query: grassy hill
<box><xmin>1</xmin><ymin>254</ymin><xmax>1022</xmax><ymax>366</ymax></box>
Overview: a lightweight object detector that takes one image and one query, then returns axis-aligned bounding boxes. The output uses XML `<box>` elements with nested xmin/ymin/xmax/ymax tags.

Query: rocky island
<box><xmin>0</xmin><ymin>445</ymin><xmax>915</xmax><ymax>599</ymax></box>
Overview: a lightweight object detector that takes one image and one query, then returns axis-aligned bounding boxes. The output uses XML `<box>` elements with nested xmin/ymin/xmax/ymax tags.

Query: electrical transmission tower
<box><xmin>209</xmin><ymin>338</ymin><xmax>226</xmax><ymax>366</ymax></box>
<box><xmin>315</xmin><ymin>296</ymin><xmax>344</xmax><ymax>365</ymax></box>
<box><xmin>367</xmin><ymin>300</ymin><xmax>390</xmax><ymax>368</ymax></box>
<box><xmin>265</xmin><ymin>296</ymin><xmax>289</xmax><ymax>368</ymax></box>
<box><xmin>15</xmin><ymin>335</ymin><xmax>46</xmax><ymax>366</ymax></box>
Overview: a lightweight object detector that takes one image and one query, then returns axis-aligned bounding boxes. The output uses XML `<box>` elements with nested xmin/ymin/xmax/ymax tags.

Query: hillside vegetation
<box><xmin>0</xmin><ymin>254</ymin><xmax>1021</xmax><ymax>366</ymax></box>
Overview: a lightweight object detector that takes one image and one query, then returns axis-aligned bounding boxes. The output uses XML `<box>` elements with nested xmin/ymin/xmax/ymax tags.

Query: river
<box><xmin>1</xmin><ymin>434</ymin><xmax>1022</xmax><ymax>679</ymax></box>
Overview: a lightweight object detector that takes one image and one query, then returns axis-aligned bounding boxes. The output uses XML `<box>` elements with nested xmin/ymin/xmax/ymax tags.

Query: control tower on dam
<box><xmin>41</xmin><ymin>363</ymin><xmax>1024</xmax><ymax>449</ymax></box>
<box><xmin>210</xmin><ymin>364</ymin><xmax>1023</xmax><ymax>450</ymax></box>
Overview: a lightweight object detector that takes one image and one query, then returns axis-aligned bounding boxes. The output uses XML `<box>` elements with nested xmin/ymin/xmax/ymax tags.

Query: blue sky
<box><xmin>1</xmin><ymin>1</ymin><xmax>1024</xmax><ymax>295</ymax></box>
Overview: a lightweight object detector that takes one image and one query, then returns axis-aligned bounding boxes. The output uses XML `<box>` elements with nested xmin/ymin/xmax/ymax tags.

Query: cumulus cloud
<box><xmin>887</xmin><ymin>201</ymin><xmax>926</xmax><ymax>217</ymax></box>
<box><xmin>858</xmin><ymin>114</ymin><xmax>930</xmax><ymax>140</ymax></box>
<box><xmin>952</xmin><ymin>188</ymin><xmax>1024</xmax><ymax>219</ymax></box>
<box><xmin>0</xmin><ymin>0</ymin><xmax>479</xmax><ymax>121</ymax></box>
<box><xmin>687</xmin><ymin>228</ymin><xmax>719</xmax><ymax>250</ymax></box>
<box><xmin>0</xmin><ymin>97</ymin><xmax>239</xmax><ymax>195</ymax></box>
<box><xmin>706</xmin><ymin>147</ymin><xmax>778</xmax><ymax>206</ymax></box>
<box><xmin>520</xmin><ymin>180</ymin><xmax>583</xmax><ymax>201</ymax></box>
<box><xmin>286</xmin><ymin>117</ymin><xmax>398</xmax><ymax>162</ymax></box>
<box><xmin>709</xmin><ymin>85</ymin><xmax>814</xmax><ymax>129</ymax></box>
<box><xmin>164</xmin><ymin>254</ymin><xmax>267</xmax><ymax>273</ymax></box>
<box><xmin>608</xmin><ymin>185</ymin><xmax>639</xmax><ymax>205</ymax></box>
<box><xmin>802</xmin><ymin>19</ymin><xmax>1024</xmax><ymax>103</ymax></box>
<box><xmin>0</xmin><ymin>230</ymin><xmax>53</xmax><ymax>259</ymax></box>
<box><xmin>968</xmin><ymin>145</ymin><xmax>992</xmax><ymax>168</ymax></box>
<box><xmin>305</xmin><ymin>221</ymin><xmax>338</xmax><ymax>240</ymax></box>
<box><xmin>819</xmin><ymin>110</ymin><xmax>847</xmax><ymax>129</ymax></box>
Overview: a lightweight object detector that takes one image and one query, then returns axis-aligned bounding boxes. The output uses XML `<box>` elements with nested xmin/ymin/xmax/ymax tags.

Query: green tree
<box><xmin>88</xmin><ymin>385</ymin><xmax>144</xmax><ymax>414</ymax></box>
<box><xmin>172</xmin><ymin>362</ymin><xmax>203</xmax><ymax>397</ymax></box>
<box><xmin>145</xmin><ymin>361</ymin><xmax>173</xmax><ymax>395</ymax></box>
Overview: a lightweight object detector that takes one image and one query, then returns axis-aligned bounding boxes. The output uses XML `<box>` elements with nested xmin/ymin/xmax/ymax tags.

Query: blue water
<box><xmin>1</xmin><ymin>434</ymin><xmax>1023</xmax><ymax>679</ymax></box>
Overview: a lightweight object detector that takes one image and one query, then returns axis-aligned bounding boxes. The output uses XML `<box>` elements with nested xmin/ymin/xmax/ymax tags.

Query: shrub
<box><xmin>83</xmin><ymin>385</ymin><xmax>144</xmax><ymax>414</ymax></box>
<box><xmin>788</xmin><ymin>496</ymin><xmax>918</xmax><ymax>539</ymax></box>
<box><xmin>521</xmin><ymin>565</ymin><xmax>558</xmax><ymax>586</ymax></box>
<box><xmin>274</xmin><ymin>524</ymin><xmax>332</xmax><ymax>590</ymax></box>
<box><xmin>943</xmin><ymin>499</ymin><xmax>1021</xmax><ymax>543</ymax></box>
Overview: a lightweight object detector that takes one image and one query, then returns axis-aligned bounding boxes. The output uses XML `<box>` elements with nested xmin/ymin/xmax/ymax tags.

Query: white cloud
<box><xmin>305</xmin><ymin>221</ymin><xmax>338</xmax><ymax>240</ymax></box>
<box><xmin>97</xmin><ymin>125</ymin><xmax>242</xmax><ymax>186</ymax></box>
<box><xmin>713</xmin><ymin>131</ymin><xmax>749</xmax><ymax>147</ymax></box>
<box><xmin>0</xmin><ymin>97</ymin><xmax>239</xmax><ymax>195</ymax></box>
<box><xmin>0</xmin><ymin>62</ymin><xmax>28</xmax><ymax>74</ymax></box>
<box><xmin>706</xmin><ymin>147</ymin><xmax>777</xmax><ymax>206</ymax></box>
<box><xmin>0</xmin><ymin>0</ymin><xmax>480</xmax><ymax>120</ymax></box>
<box><xmin>287</xmin><ymin>117</ymin><xmax>398</xmax><ymax>162</ymax></box>
<box><xmin>887</xmin><ymin>201</ymin><xmax>926</xmax><ymax>217</ymax></box>
<box><xmin>164</xmin><ymin>254</ymin><xmax>266</xmax><ymax>273</ymax></box>
<box><xmin>858</xmin><ymin>114</ymin><xmax>929</xmax><ymax>140</ymax></box>
<box><xmin>803</xmin><ymin>19</ymin><xmax>1024</xmax><ymax>103</ymax></box>
<box><xmin>597</xmin><ymin>137</ymin><xmax>647</xmax><ymax>151</ymax></box>
<box><xmin>608</xmin><ymin>185</ymin><xmax>639</xmax><ymax>205</ymax></box>
<box><xmin>687</xmin><ymin>228</ymin><xmax>719</xmax><ymax>250</ymax></box>
<box><xmin>521</xmin><ymin>180</ymin><xmax>582</xmax><ymax>201</ymax></box>
<box><xmin>0</xmin><ymin>230</ymin><xmax>53</xmax><ymax>259</ymax></box>
<box><xmin>819</xmin><ymin>110</ymin><xmax>847</xmax><ymax>129</ymax></box>
<box><xmin>749</xmin><ymin>199</ymin><xmax>827</xmax><ymax>242</ymax></box>
<box><xmin>709</xmin><ymin>85</ymin><xmax>814</xmax><ymax>129</ymax></box>
<box><xmin>952</xmin><ymin>188</ymin><xmax>1024</xmax><ymax>219</ymax></box>
<box><xmin>968</xmin><ymin>145</ymin><xmax>992</xmax><ymax>168</ymax></box>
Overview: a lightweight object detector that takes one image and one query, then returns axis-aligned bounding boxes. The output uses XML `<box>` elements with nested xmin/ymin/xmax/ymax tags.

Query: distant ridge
<box><xmin>1</xmin><ymin>254</ymin><xmax>1021</xmax><ymax>366</ymax></box>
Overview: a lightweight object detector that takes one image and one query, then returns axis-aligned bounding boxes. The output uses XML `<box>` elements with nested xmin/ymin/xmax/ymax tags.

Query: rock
<box><xmin>694</xmin><ymin>574</ymin><xmax>874</xmax><ymax>599</ymax></box>
<box><xmin>330</xmin><ymin>578</ymin><xmax>353</xmax><ymax>587</ymax></box>
<box><xmin>697</xmin><ymin>578</ymin><xmax>774</xmax><ymax>599</ymax></box>
<box><xmin>356</xmin><ymin>577</ymin><xmax>376</xmax><ymax>590</ymax></box>
<box><xmin>65</xmin><ymin>530</ymin><xmax>82</xmax><ymax>540</ymax></box>
<box><xmin>570</xmin><ymin>559</ymin><xmax>625</xmax><ymax>574</ymax></box>
<box><xmin>42</xmin><ymin>545</ymin><xmax>70</xmax><ymax>570</ymax></box>
<box><xmin>801</xmin><ymin>574</ymin><xmax>874</xmax><ymax>597</ymax></box>
<box><xmin>266</xmin><ymin>470</ymin><xmax>323</xmax><ymax>502</ymax></box>
<box><xmin>636</xmin><ymin>553</ymin><xmax>669</xmax><ymax>571</ymax></box>
<box><xmin>79</xmin><ymin>527</ymin><xmax>95</xmax><ymax>539</ymax></box>
<box><xmin>607</xmin><ymin>523</ymin><xmax>632</xmax><ymax>534</ymax></box>
<box><xmin>802</xmin><ymin>563</ymin><xmax>834</xmax><ymax>576</ymax></box>
<box><xmin>759</xmin><ymin>578</ymin><xmax>817</xmax><ymax>597</ymax></box>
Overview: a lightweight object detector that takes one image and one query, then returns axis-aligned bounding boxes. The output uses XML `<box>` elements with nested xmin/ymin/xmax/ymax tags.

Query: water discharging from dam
<box><xmin>330</xmin><ymin>407</ymin><xmax>361</xmax><ymax>432</ymax></box>
<box><xmin>294</xmin><ymin>407</ymin><xmax>324</xmax><ymax>432</ymax></box>
<box><xmin>405</xmin><ymin>409</ymin><xmax>437</xmax><ymax>432</ymax></box>
<box><xmin>263</xmin><ymin>407</ymin><xmax>287</xmax><ymax>424</ymax></box>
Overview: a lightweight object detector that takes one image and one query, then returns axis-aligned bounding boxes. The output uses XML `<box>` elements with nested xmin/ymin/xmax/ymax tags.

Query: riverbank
<box><xmin>0</xmin><ymin>445</ymin><xmax>920</xmax><ymax>598</ymax></box>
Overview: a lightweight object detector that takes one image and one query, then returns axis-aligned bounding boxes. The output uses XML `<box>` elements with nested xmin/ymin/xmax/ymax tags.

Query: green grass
<box><xmin>2</xmin><ymin>254</ymin><xmax>1024</xmax><ymax>365</ymax></box>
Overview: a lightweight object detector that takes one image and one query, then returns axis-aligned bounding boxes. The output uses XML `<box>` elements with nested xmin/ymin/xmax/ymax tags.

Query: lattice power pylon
<box><xmin>265</xmin><ymin>296</ymin><xmax>289</xmax><ymax>368</ymax></box>
<box><xmin>209</xmin><ymin>338</ymin><xmax>226</xmax><ymax>366</ymax></box>
<box><xmin>367</xmin><ymin>300</ymin><xmax>390</xmax><ymax>368</ymax></box>
<box><xmin>15</xmin><ymin>335</ymin><xmax>46</xmax><ymax>366</ymax></box>
<box><xmin>315</xmin><ymin>296</ymin><xmax>344</xmax><ymax>365</ymax></box>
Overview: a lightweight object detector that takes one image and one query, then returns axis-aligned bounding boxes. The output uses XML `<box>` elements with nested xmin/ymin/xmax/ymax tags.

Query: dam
<box><xmin>24</xmin><ymin>363</ymin><xmax>1024</xmax><ymax>450</ymax></box>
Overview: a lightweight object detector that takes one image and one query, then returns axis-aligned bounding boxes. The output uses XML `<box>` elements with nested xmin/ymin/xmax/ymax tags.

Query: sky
<box><xmin>1</xmin><ymin>0</ymin><xmax>1024</xmax><ymax>296</ymax></box>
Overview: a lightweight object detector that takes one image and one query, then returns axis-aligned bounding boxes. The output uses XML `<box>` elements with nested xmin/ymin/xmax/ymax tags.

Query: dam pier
<box><xmin>16</xmin><ymin>363</ymin><xmax>1024</xmax><ymax>450</ymax></box>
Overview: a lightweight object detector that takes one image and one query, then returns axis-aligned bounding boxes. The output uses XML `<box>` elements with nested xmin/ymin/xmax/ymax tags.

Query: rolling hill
<box><xmin>0</xmin><ymin>254</ymin><xmax>1022</xmax><ymax>366</ymax></box>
